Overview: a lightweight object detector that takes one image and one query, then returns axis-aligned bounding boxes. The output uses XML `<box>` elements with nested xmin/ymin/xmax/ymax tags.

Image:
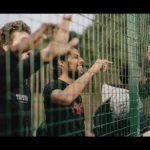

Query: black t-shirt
<box><xmin>0</xmin><ymin>50</ymin><xmax>44</xmax><ymax>136</ymax></box>
<box><xmin>43</xmin><ymin>79</ymin><xmax>85</xmax><ymax>136</ymax></box>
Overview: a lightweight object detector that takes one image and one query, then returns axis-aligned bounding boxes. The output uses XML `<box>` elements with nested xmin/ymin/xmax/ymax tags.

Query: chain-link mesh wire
<box><xmin>0</xmin><ymin>14</ymin><xmax>150</xmax><ymax>136</ymax></box>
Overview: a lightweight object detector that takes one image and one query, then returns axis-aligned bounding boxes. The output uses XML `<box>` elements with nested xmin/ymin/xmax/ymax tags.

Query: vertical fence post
<box><xmin>127</xmin><ymin>14</ymin><xmax>140</xmax><ymax>136</ymax></box>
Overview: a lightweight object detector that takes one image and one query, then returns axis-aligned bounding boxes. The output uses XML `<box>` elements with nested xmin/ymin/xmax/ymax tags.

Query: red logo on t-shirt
<box><xmin>72</xmin><ymin>102</ymin><xmax>83</xmax><ymax>115</ymax></box>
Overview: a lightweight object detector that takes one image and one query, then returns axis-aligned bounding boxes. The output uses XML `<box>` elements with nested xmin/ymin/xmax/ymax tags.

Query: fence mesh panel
<box><xmin>0</xmin><ymin>14</ymin><xmax>150</xmax><ymax>136</ymax></box>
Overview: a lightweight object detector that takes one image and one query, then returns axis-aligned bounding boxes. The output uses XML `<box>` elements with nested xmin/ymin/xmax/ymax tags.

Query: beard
<box><xmin>68</xmin><ymin>70</ymin><xmax>84</xmax><ymax>80</ymax></box>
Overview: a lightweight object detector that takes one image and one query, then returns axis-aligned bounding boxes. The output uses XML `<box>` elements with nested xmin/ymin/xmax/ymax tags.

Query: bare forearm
<box><xmin>40</xmin><ymin>45</ymin><xmax>55</xmax><ymax>62</ymax></box>
<box><xmin>53</xmin><ymin>59</ymin><xmax>112</xmax><ymax>105</ymax></box>
<box><xmin>62</xmin><ymin>70</ymin><xmax>94</xmax><ymax>104</ymax></box>
<box><xmin>84</xmin><ymin>120</ymin><xmax>95</xmax><ymax>137</ymax></box>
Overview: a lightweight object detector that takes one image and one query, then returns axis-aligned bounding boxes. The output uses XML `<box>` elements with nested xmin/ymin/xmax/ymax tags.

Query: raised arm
<box><xmin>51</xmin><ymin>59</ymin><xmax>112</xmax><ymax>105</ymax></box>
<box><xmin>11</xmin><ymin>15</ymin><xmax>79</xmax><ymax>79</ymax></box>
<box><xmin>10</xmin><ymin>15</ymin><xmax>78</xmax><ymax>62</ymax></box>
<box><xmin>40</xmin><ymin>15</ymin><xmax>79</xmax><ymax>62</ymax></box>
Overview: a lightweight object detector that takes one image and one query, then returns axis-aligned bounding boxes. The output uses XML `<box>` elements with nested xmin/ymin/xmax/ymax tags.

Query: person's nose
<box><xmin>79</xmin><ymin>57</ymin><xmax>84</xmax><ymax>65</ymax></box>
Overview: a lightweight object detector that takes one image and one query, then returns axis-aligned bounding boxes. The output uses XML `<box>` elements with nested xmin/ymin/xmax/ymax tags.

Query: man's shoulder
<box><xmin>45</xmin><ymin>79</ymin><xmax>62</xmax><ymax>86</ymax></box>
<box><xmin>0</xmin><ymin>53</ymin><xmax>6</xmax><ymax>72</ymax></box>
<box><xmin>0</xmin><ymin>52</ymin><xmax>6</xmax><ymax>60</ymax></box>
<box><xmin>0</xmin><ymin>50</ymin><xmax>17</xmax><ymax>64</ymax></box>
<box><xmin>43</xmin><ymin>79</ymin><xmax>67</xmax><ymax>94</ymax></box>
<box><xmin>44</xmin><ymin>81</ymin><xmax>55</xmax><ymax>91</ymax></box>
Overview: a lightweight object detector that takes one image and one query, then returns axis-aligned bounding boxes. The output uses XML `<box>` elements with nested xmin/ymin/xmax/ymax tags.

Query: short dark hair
<box><xmin>52</xmin><ymin>55</ymin><xmax>67</xmax><ymax>80</ymax></box>
<box><xmin>52</xmin><ymin>31</ymin><xmax>80</xmax><ymax>80</ymax></box>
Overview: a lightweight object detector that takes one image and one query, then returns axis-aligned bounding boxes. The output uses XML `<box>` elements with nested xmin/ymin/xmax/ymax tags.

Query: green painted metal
<box><xmin>127</xmin><ymin>14</ymin><xmax>140</xmax><ymax>136</ymax></box>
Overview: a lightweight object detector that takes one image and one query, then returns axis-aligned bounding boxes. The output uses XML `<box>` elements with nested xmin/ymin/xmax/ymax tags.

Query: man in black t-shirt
<box><xmin>0</xmin><ymin>16</ymin><xmax>79</xmax><ymax>136</ymax></box>
<box><xmin>41</xmin><ymin>32</ymin><xmax>113</xmax><ymax>136</ymax></box>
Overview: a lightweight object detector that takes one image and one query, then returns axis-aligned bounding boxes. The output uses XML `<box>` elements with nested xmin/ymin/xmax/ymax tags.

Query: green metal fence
<box><xmin>1</xmin><ymin>14</ymin><xmax>150</xmax><ymax>136</ymax></box>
